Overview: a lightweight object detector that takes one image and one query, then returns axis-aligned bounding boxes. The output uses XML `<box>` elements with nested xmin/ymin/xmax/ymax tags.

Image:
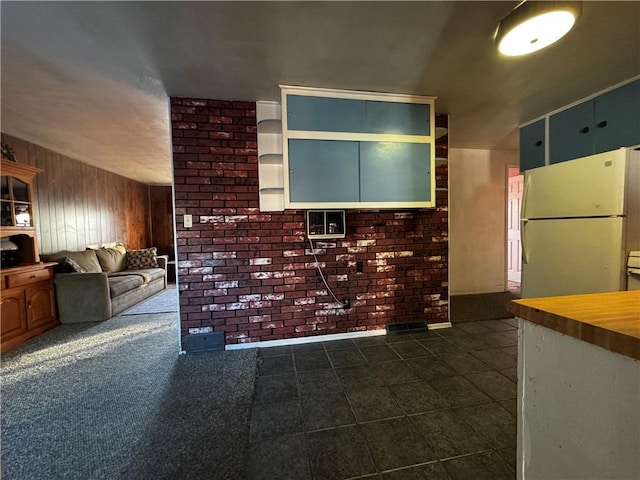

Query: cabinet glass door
<box><xmin>1</xmin><ymin>176</ymin><xmax>9</xmax><ymax>199</ymax></box>
<box><xmin>11</xmin><ymin>178</ymin><xmax>30</xmax><ymax>202</ymax></box>
<box><xmin>288</xmin><ymin>139</ymin><xmax>360</xmax><ymax>203</ymax></box>
<box><xmin>287</xmin><ymin>96</ymin><xmax>365</xmax><ymax>133</ymax></box>
<box><xmin>1</xmin><ymin>201</ymin><xmax>12</xmax><ymax>226</ymax></box>
<box><xmin>13</xmin><ymin>204</ymin><xmax>31</xmax><ymax>227</ymax></box>
<box><xmin>364</xmin><ymin>101</ymin><xmax>430</xmax><ymax>135</ymax></box>
<box><xmin>359</xmin><ymin>142</ymin><xmax>431</xmax><ymax>202</ymax></box>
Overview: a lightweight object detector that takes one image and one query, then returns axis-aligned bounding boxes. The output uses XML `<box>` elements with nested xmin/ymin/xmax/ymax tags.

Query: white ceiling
<box><xmin>1</xmin><ymin>1</ymin><xmax>639</xmax><ymax>185</ymax></box>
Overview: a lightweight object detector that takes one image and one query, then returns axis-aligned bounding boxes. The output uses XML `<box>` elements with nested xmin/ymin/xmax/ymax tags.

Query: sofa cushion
<box><xmin>95</xmin><ymin>247</ymin><xmax>127</xmax><ymax>273</ymax></box>
<box><xmin>109</xmin><ymin>268</ymin><xmax>165</xmax><ymax>285</ymax></box>
<box><xmin>127</xmin><ymin>247</ymin><xmax>159</xmax><ymax>269</ymax></box>
<box><xmin>61</xmin><ymin>257</ymin><xmax>86</xmax><ymax>273</ymax></box>
<box><xmin>42</xmin><ymin>249</ymin><xmax>102</xmax><ymax>273</ymax></box>
<box><xmin>108</xmin><ymin>275</ymin><xmax>144</xmax><ymax>299</ymax></box>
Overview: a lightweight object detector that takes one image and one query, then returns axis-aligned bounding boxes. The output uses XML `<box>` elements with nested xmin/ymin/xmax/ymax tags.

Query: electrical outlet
<box><xmin>342</xmin><ymin>298</ymin><xmax>350</xmax><ymax>309</ymax></box>
<box><xmin>184</xmin><ymin>214</ymin><xmax>193</xmax><ymax>228</ymax></box>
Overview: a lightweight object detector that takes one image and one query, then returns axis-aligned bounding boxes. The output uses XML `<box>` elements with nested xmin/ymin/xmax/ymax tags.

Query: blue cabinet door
<box><xmin>286</xmin><ymin>96</ymin><xmax>365</xmax><ymax>133</ymax></box>
<box><xmin>594</xmin><ymin>80</ymin><xmax>640</xmax><ymax>154</ymax></box>
<box><xmin>549</xmin><ymin>100</ymin><xmax>594</xmax><ymax>164</ymax></box>
<box><xmin>359</xmin><ymin>142</ymin><xmax>431</xmax><ymax>202</ymax></box>
<box><xmin>287</xmin><ymin>95</ymin><xmax>431</xmax><ymax>136</ymax></box>
<box><xmin>364</xmin><ymin>101</ymin><xmax>430</xmax><ymax>135</ymax></box>
<box><xmin>519</xmin><ymin>119</ymin><xmax>546</xmax><ymax>171</ymax></box>
<box><xmin>288</xmin><ymin>140</ymin><xmax>360</xmax><ymax>203</ymax></box>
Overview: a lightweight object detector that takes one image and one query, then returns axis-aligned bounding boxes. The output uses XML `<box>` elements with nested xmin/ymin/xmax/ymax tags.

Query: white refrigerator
<box><xmin>521</xmin><ymin>147</ymin><xmax>640</xmax><ymax>298</ymax></box>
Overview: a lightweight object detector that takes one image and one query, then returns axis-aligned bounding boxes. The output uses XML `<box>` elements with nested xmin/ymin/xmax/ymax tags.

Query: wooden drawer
<box><xmin>6</xmin><ymin>268</ymin><xmax>52</xmax><ymax>288</ymax></box>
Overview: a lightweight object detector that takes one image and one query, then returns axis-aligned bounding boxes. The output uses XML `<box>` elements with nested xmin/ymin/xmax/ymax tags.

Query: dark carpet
<box><xmin>1</xmin><ymin>312</ymin><xmax>257</xmax><ymax>480</ymax></box>
<box><xmin>121</xmin><ymin>287</ymin><xmax>179</xmax><ymax>315</ymax></box>
<box><xmin>449</xmin><ymin>291</ymin><xmax>520</xmax><ymax>323</ymax></box>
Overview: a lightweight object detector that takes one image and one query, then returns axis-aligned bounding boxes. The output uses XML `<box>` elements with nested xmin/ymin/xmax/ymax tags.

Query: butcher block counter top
<box><xmin>509</xmin><ymin>291</ymin><xmax>640</xmax><ymax>360</ymax></box>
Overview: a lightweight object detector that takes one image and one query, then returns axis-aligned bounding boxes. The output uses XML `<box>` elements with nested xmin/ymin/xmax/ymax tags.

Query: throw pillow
<box><xmin>61</xmin><ymin>257</ymin><xmax>86</xmax><ymax>273</ymax></box>
<box><xmin>95</xmin><ymin>247</ymin><xmax>127</xmax><ymax>273</ymax></box>
<box><xmin>66</xmin><ymin>250</ymin><xmax>103</xmax><ymax>273</ymax></box>
<box><xmin>112</xmin><ymin>243</ymin><xmax>127</xmax><ymax>255</ymax></box>
<box><xmin>127</xmin><ymin>247</ymin><xmax>159</xmax><ymax>269</ymax></box>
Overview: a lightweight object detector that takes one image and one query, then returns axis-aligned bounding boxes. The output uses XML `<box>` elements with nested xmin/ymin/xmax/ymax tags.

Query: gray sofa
<box><xmin>43</xmin><ymin>246</ymin><xmax>168</xmax><ymax>323</ymax></box>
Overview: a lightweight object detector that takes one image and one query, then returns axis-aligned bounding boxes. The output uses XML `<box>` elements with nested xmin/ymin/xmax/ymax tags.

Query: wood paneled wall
<box><xmin>1</xmin><ymin>134</ymin><xmax>150</xmax><ymax>254</ymax></box>
<box><xmin>149</xmin><ymin>185</ymin><xmax>175</xmax><ymax>258</ymax></box>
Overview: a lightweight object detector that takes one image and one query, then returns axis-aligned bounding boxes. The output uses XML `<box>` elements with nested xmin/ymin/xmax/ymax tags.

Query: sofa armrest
<box><xmin>54</xmin><ymin>272</ymin><xmax>112</xmax><ymax>323</ymax></box>
<box><xmin>157</xmin><ymin>255</ymin><xmax>168</xmax><ymax>270</ymax></box>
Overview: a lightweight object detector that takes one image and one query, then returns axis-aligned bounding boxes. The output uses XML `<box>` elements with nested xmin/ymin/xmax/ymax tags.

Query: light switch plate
<box><xmin>184</xmin><ymin>214</ymin><xmax>193</xmax><ymax>228</ymax></box>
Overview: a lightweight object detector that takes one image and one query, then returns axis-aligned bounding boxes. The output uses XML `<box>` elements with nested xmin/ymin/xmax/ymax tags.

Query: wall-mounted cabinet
<box><xmin>520</xmin><ymin>77</ymin><xmax>640</xmax><ymax>171</ymax></box>
<box><xmin>519</xmin><ymin>118</ymin><xmax>546</xmax><ymax>172</ymax></box>
<box><xmin>281</xmin><ymin>86</ymin><xmax>436</xmax><ymax>210</ymax></box>
<box><xmin>550</xmin><ymin>79</ymin><xmax>640</xmax><ymax>164</ymax></box>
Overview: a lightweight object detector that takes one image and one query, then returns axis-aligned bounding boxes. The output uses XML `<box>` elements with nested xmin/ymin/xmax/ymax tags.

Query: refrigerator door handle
<box><xmin>521</xmin><ymin>219</ymin><xmax>529</xmax><ymax>264</ymax></box>
<box><xmin>521</xmin><ymin>173</ymin><xmax>530</xmax><ymax>220</ymax></box>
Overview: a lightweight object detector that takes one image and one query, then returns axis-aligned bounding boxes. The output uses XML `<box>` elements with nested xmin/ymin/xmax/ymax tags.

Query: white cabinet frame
<box><xmin>280</xmin><ymin>85</ymin><xmax>436</xmax><ymax>210</ymax></box>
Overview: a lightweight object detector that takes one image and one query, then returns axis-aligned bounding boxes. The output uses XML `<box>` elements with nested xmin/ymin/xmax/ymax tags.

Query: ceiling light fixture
<box><xmin>495</xmin><ymin>1</ymin><xmax>581</xmax><ymax>57</ymax></box>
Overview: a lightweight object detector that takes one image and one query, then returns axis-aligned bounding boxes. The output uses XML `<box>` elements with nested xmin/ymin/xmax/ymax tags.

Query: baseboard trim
<box><xmin>226</xmin><ymin>328</ymin><xmax>386</xmax><ymax>350</ymax></box>
<box><xmin>225</xmin><ymin>322</ymin><xmax>453</xmax><ymax>350</ymax></box>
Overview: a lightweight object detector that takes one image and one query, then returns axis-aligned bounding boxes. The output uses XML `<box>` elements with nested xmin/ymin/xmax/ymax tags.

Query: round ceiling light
<box><xmin>495</xmin><ymin>1</ymin><xmax>582</xmax><ymax>57</ymax></box>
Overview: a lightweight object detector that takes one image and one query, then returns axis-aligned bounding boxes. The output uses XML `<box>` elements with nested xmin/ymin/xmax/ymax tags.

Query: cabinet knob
<box><xmin>579</xmin><ymin>126</ymin><xmax>590</xmax><ymax>134</ymax></box>
<box><xmin>534</xmin><ymin>140</ymin><xmax>543</xmax><ymax>147</ymax></box>
<box><xmin>596</xmin><ymin>120</ymin><xmax>608</xmax><ymax>129</ymax></box>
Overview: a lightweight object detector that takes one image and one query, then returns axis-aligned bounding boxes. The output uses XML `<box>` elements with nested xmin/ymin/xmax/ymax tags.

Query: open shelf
<box><xmin>257</xmin><ymin>101</ymin><xmax>285</xmax><ymax>212</ymax></box>
<box><xmin>259</xmin><ymin>153</ymin><xmax>284</xmax><ymax>164</ymax></box>
<box><xmin>259</xmin><ymin>188</ymin><xmax>285</xmax><ymax>212</ymax></box>
<box><xmin>257</xmin><ymin>118</ymin><xmax>282</xmax><ymax>134</ymax></box>
<box><xmin>435</xmin><ymin>126</ymin><xmax>448</xmax><ymax>139</ymax></box>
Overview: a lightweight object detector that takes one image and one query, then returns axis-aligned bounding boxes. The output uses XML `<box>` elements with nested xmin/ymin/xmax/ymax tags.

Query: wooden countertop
<box><xmin>509</xmin><ymin>291</ymin><xmax>640</xmax><ymax>360</ymax></box>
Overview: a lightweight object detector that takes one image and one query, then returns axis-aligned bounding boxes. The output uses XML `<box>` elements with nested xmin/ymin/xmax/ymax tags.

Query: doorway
<box><xmin>507</xmin><ymin>167</ymin><xmax>523</xmax><ymax>294</ymax></box>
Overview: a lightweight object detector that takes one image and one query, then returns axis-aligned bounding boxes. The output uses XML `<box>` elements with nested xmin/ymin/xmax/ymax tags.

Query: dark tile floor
<box><xmin>247</xmin><ymin>318</ymin><xmax>518</xmax><ymax>479</ymax></box>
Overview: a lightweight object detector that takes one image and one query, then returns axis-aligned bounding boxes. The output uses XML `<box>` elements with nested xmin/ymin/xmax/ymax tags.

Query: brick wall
<box><xmin>171</xmin><ymin>97</ymin><xmax>448</xmax><ymax>346</ymax></box>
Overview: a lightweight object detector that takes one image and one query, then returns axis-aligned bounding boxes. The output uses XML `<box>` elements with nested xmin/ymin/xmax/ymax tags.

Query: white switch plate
<box><xmin>184</xmin><ymin>214</ymin><xmax>193</xmax><ymax>228</ymax></box>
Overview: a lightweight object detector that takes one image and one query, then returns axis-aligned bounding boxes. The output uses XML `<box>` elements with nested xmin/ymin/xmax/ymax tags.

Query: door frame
<box><xmin>505</xmin><ymin>164</ymin><xmax>523</xmax><ymax>290</ymax></box>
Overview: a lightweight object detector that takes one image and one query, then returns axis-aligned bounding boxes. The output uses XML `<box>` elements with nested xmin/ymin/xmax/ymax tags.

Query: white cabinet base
<box><xmin>517</xmin><ymin>319</ymin><xmax>640</xmax><ymax>479</ymax></box>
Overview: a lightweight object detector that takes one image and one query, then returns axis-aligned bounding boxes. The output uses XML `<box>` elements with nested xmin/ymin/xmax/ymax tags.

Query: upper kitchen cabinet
<box><xmin>281</xmin><ymin>85</ymin><xmax>436</xmax><ymax>210</ymax></box>
<box><xmin>549</xmin><ymin>100</ymin><xmax>594</xmax><ymax>164</ymax></box>
<box><xmin>287</xmin><ymin>95</ymin><xmax>430</xmax><ymax>135</ymax></box>
<box><xmin>592</xmin><ymin>79</ymin><xmax>640</xmax><ymax>154</ymax></box>
<box><xmin>519</xmin><ymin>118</ymin><xmax>546</xmax><ymax>172</ymax></box>
<box><xmin>521</xmin><ymin>77</ymin><xmax>640</xmax><ymax>170</ymax></box>
<box><xmin>548</xmin><ymin>78</ymin><xmax>640</xmax><ymax>165</ymax></box>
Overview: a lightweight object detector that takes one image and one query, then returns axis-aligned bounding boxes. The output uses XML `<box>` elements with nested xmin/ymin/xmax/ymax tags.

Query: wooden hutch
<box><xmin>1</xmin><ymin>158</ymin><xmax>58</xmax><ymax>352</ymax></box>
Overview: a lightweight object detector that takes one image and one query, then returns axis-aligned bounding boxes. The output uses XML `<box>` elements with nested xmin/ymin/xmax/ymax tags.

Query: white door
<box><xmin>508</xmin><ymin>174</ymin><xmax>523</xmax><ymax>283</ymax></box>
<box><xmin>521</xmin><ymin>217</ymin><xmax>625</xmax><ymax>298</ymax></box>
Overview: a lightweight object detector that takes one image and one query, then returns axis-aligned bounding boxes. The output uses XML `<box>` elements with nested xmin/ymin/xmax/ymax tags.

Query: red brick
<box><xmin>173</xmin><ymin>96</ymin><xmax>448</xmax><ymax>348</ymax></box>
